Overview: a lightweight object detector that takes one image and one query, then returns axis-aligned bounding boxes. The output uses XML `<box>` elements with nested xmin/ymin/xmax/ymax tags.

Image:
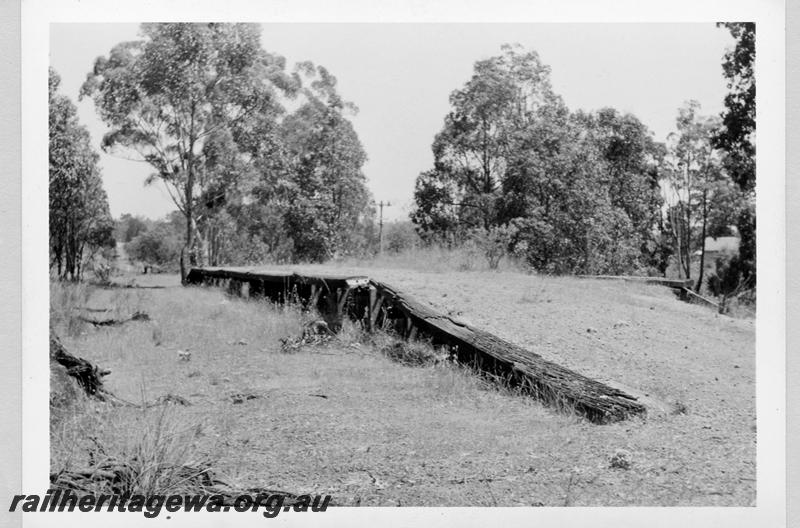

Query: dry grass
<box><xmin>50</xmin><ymin>278</ymin><xmax>303</xmax><ymax>494</ymax></box>
<box><xmin>49</xmin><ymin>267</ymin><xmax>755</xmax><ymax>506</ymax></box>
<box><xmin>337</xmin><ymin>247</ymin><xmax>756</xmax><ymax>319</ymax></box>
<box><xmin>51</xmin><ymin>400</ymin><xmax>213</xmax><ymax>496</ymax></box>
<box><xmin>336</xmin><ymin>244</ymin><xmax>528</xmax><ymax>274</ymax></box>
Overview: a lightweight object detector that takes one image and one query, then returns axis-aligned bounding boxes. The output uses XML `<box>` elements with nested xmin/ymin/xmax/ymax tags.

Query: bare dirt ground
<box><xmin>51</xmin><ymin>267</ymin><xmax>755</xmax><ymax>507</ymax></box>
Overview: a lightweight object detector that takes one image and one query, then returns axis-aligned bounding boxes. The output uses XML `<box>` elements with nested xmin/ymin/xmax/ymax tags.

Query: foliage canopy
<box><xmin>50</xmin><ymin>68</ymin><xmax>115</xmax><ymax>280</ymax></box>
<box><xmin>81</xmin><ymin>23</ymin><xmax>373</xmax><ymax>272</ymax></box>
<box><xmin>412</xmin><ymin>45</ymin><xmax>665</xmax><ymax>275</ymax></box>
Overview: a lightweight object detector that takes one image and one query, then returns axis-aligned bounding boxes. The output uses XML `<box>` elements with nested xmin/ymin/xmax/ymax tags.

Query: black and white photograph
<box><xmin>11</xmin><ymin>0</ymin><xmax>788</xmax><ymax>526</ymax></box>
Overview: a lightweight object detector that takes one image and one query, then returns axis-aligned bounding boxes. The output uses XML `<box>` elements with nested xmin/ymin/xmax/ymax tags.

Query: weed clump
<box><xmin>609</xmin><ymin>450</ymin><xmax>632</xmax><ymax>470</ymax></box>
<box><xmin>671</xmin><ymin>401</ymin><xmax>689</xmax><ymax>415</ymax></box>
<box><xmin>378</xmin><ymin>340</ymin><xmax>447</xmax><ymax>367</ymax></box>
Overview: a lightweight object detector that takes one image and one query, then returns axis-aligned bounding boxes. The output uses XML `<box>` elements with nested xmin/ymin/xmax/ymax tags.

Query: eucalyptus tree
<box><xmin>80</xmin><ymin>23</ymin><xmax>299</xmax><ymax>280</ymax></box>
<box><xmin>714</xmin><ymin>22</ymin><xmax>756</xmax><ymax>290</ymax></box>
<box><xmin>714</xmin><ymin>22</ymin><xmax>755</xmax><ymax>193</ymax></box>
<box><xmin>663</xmin><ymin>101</ymin><xmax>735</xmax><ymax>290</ymax></box>
<box><xmin>414</xmin><ymin>44</ymin><xmax>672</xmax><ymax>274</ymax></box>
<box><xmin>415</xmin><ymin>44</ymin><xmax>565</xmax><ymax>234</ymax></box>
<box><xmin>115</xmin><ymin>213</ymin><xmax>150</xmax><ymax>243</ymax></box>
<box><xmin>275</xmin><ymin>62</ymin><xmax>371</xmax><ymax>261</ymax></box>
<box><xmin>582</xmin><ymin>108</ymin><xmax>666</xmax><ymax>271</ymax></box>
<box><xmin>49</xmin><ymin>68</ymin><xmax>115</xmax><ymax>280</ymax></box>
<box><xmin>499</xmin><ymin>108</ymin><xmax>658</xmax><ymax>274</ymax></box>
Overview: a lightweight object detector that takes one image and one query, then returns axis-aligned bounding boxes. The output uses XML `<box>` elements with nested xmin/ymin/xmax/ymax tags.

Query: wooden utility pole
<box><xmin>375</xmin><ymin>200</ymin><xmax>391</xmax><ymax>255</ymax></box>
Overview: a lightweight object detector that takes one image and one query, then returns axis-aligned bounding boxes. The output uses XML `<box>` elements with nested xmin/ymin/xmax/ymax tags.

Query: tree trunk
<box><xmin>208</xmin><ymin>224</ymin><xmax>218</xmax><ymax>267</ymax></box>
<box><xmin>695</xmin><ymin>190</ymin><xmax>708</xmax><ymax>292</ymax></box>
<box><xmin>668</xmin><ymin>206</ymin><xmax>687</xmax><ymax>279</ymax></box>
<box><xmin>196</xmin><ymin>221</ymin><xmax>208</xmax><ymax>267</ymax></box>
<box><xmin>180</xmin><ymin>246</ymin><xmax>187</xmax><ymax>284</ymax></box>
<box><xmin>181</xmin><ymin>104</ymin><xmax>197</xmax><ymax>285</ymax></box>
<box><xmin>66</xmin><ymin>217</ymin><xmax>76</xmax><ymax>280</ymax></box>
<box><xmin>181</xmin><ymin>206</ymin><xmax>193</xmax><ymax>285</ymax></box>
<box><xmin>683</xmin><ymin>164</ymin><xmax>693</xmax><ymax>280</ymax></box>
<box><xmin>55</xmin><ymin>244</ymin><xmax>62</xmax><ymax>277</ymax></box>
<box><xmin>682</xmin><ymin>204</ymin><xmax>691</xmax><ymax>280</ymax></box>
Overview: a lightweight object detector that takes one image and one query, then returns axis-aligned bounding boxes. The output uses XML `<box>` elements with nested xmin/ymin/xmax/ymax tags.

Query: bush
<box><xmin>510</xmin><ymin>210</ymin><xmax>644</xmax><ymax>275</ymax></box>
<box><xmin>455</xmin><ymin>238</ymin><xmax>480</xmax><ymax>271</ymax></box>
<box><xmin>471</xmin><ymin>225</ymin><xmax>517</xmax><ymax>270</ymax></box>
<box><xmin>384</xmin><ymin>221</ymin><xmax>419</xmax><ymax>254</ymax></box>
<box><xmin>707</xmin><ymin>255</ymin><xmax>751</xmax><ymax>297</ymax></box>
<box><xmin>87</xmin><ymin>247</ymin><xmax>117</xmax><ymax>283</ymax></box>
<box><xmin>707</xmin><ymin>254</ymin><xmax>755</xmax><ymax>314</ymax></box>
<box><xmin>126</xmin><ymin>225</ymin><xmax>182</xmax><ymax>270</ymax></box>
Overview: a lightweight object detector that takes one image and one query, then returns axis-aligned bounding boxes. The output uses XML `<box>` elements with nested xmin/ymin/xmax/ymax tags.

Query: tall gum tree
<box><xmin>416</xmin><ymin>44</ymin><xmax>565</xmax><ymax>233</ymax></box>
<box><xmin>80</xmin><ymin>23</ymin><xmax>299</xmax><ymax>281</ymax></box>
<box><xmin>714</xmin><ymin>22</ymin><xmax>756</xmax><ymax>289</ymax></box>
<box><xmin>50</xmin><ymin>68</ymin><xmax>114</xmax><ymax>280</ymax></box>
<box><xmin>413</xmin><ymin>44</ymin><xmax>665</xmax><ymax>274</ymax></box>
<box><xmin>663</xmin><ymin>101</ymin><xmax>734</xmax><ymax>290</ymax></box>
<box><xmin>272</xmin><ymin>62</ymin><xmax>370</xmax><ymax>262</ymax></box>
<box><xmin>196</xmin><ymin>60</ymin><xmax>372</xmax><ymax>264</ymax></box>
<box><xmin>714</xmin><ymin>22</ymin><xmax>755</xmax><ymax>193</ymax></box>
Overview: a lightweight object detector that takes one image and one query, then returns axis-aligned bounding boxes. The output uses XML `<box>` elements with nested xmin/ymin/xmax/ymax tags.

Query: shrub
<box><xmin>707</xmin><ymin>254</ymin><xmax>755</xmax><ymax>314</ymax></box>
<box><xmin>384</xmin><ymin>221</ymin><xmax>420</xmax><ymax>254</ymax></box>
<box><xmin>87</xmin><ymin>246</ymin><xmax>117</xmax><ymax>283</ymax></box>
<box><xmin>125</xmin><ymin>225</ymin><xmax>182</xmax><ymax>270</ymax></box>
<box><xmin>472</xmin><ymin>225</ymin><xmax>517</xmax><ymax>270</ymax></box>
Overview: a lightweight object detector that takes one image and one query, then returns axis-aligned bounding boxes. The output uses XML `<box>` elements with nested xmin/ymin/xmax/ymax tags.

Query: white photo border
<box><xmin>20</xmin><ymin>1</ymin><xmax>785</xmax><ymax>527</ymax></box>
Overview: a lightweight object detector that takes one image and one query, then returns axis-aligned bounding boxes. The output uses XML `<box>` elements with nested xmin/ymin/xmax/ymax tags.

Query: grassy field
<box><xmin>50</xmin><ymin>265</ymin><xmax>755</xmax><ymax>506</ymax></box>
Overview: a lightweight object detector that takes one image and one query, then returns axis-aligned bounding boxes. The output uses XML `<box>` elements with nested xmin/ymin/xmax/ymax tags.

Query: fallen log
<box><xmin>681</xmin><ymin>287</ymin><xmax>721</xmax><ymax>309</ymax></box>
<box><xmin>78</xmin><ymin>311</ymin><xmax>150</xmax><ymax>327</ymax></box>
<box><xmin>50</xmin><ymin>334</ymin><xmax>111</xmax><ymax>400</ymax></box>
<box><xmin>50</xmin><ymin>333</ymin><xmax>198</xmax><ymax>410</ymax></box>
<box><xmin>94</xmin><ymin>282</ymin><xmax>167</xmax><ymax>290</ymax></box>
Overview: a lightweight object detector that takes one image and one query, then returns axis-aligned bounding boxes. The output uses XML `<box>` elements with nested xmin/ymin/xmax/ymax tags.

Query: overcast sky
<box><xmin>50</xmin><ymin>23</ymin><xmax>734</xmax><ymax>222</ymax></box>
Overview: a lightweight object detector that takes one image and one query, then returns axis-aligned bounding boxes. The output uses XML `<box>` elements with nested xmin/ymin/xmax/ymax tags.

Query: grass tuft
<box><xmin>51</xmin><ymin>400</ymin><xmax>214</xmax><ymax>496</ymax></box>
<box><xmin>670</xmin><ymin>400</ymin><xmax>689</xmax><ymax>415</ymax></box>
<box><xmin>609</xmin><ymin>449</ymin><xmax>633</xmax><ymax>470</ymax></box>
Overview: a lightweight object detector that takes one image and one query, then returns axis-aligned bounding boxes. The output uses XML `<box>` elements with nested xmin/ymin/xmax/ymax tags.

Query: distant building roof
<box><xmin>694</xmin><ymin>236</ymin><xmax>739</xmax><ymax>256</ymax></box>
